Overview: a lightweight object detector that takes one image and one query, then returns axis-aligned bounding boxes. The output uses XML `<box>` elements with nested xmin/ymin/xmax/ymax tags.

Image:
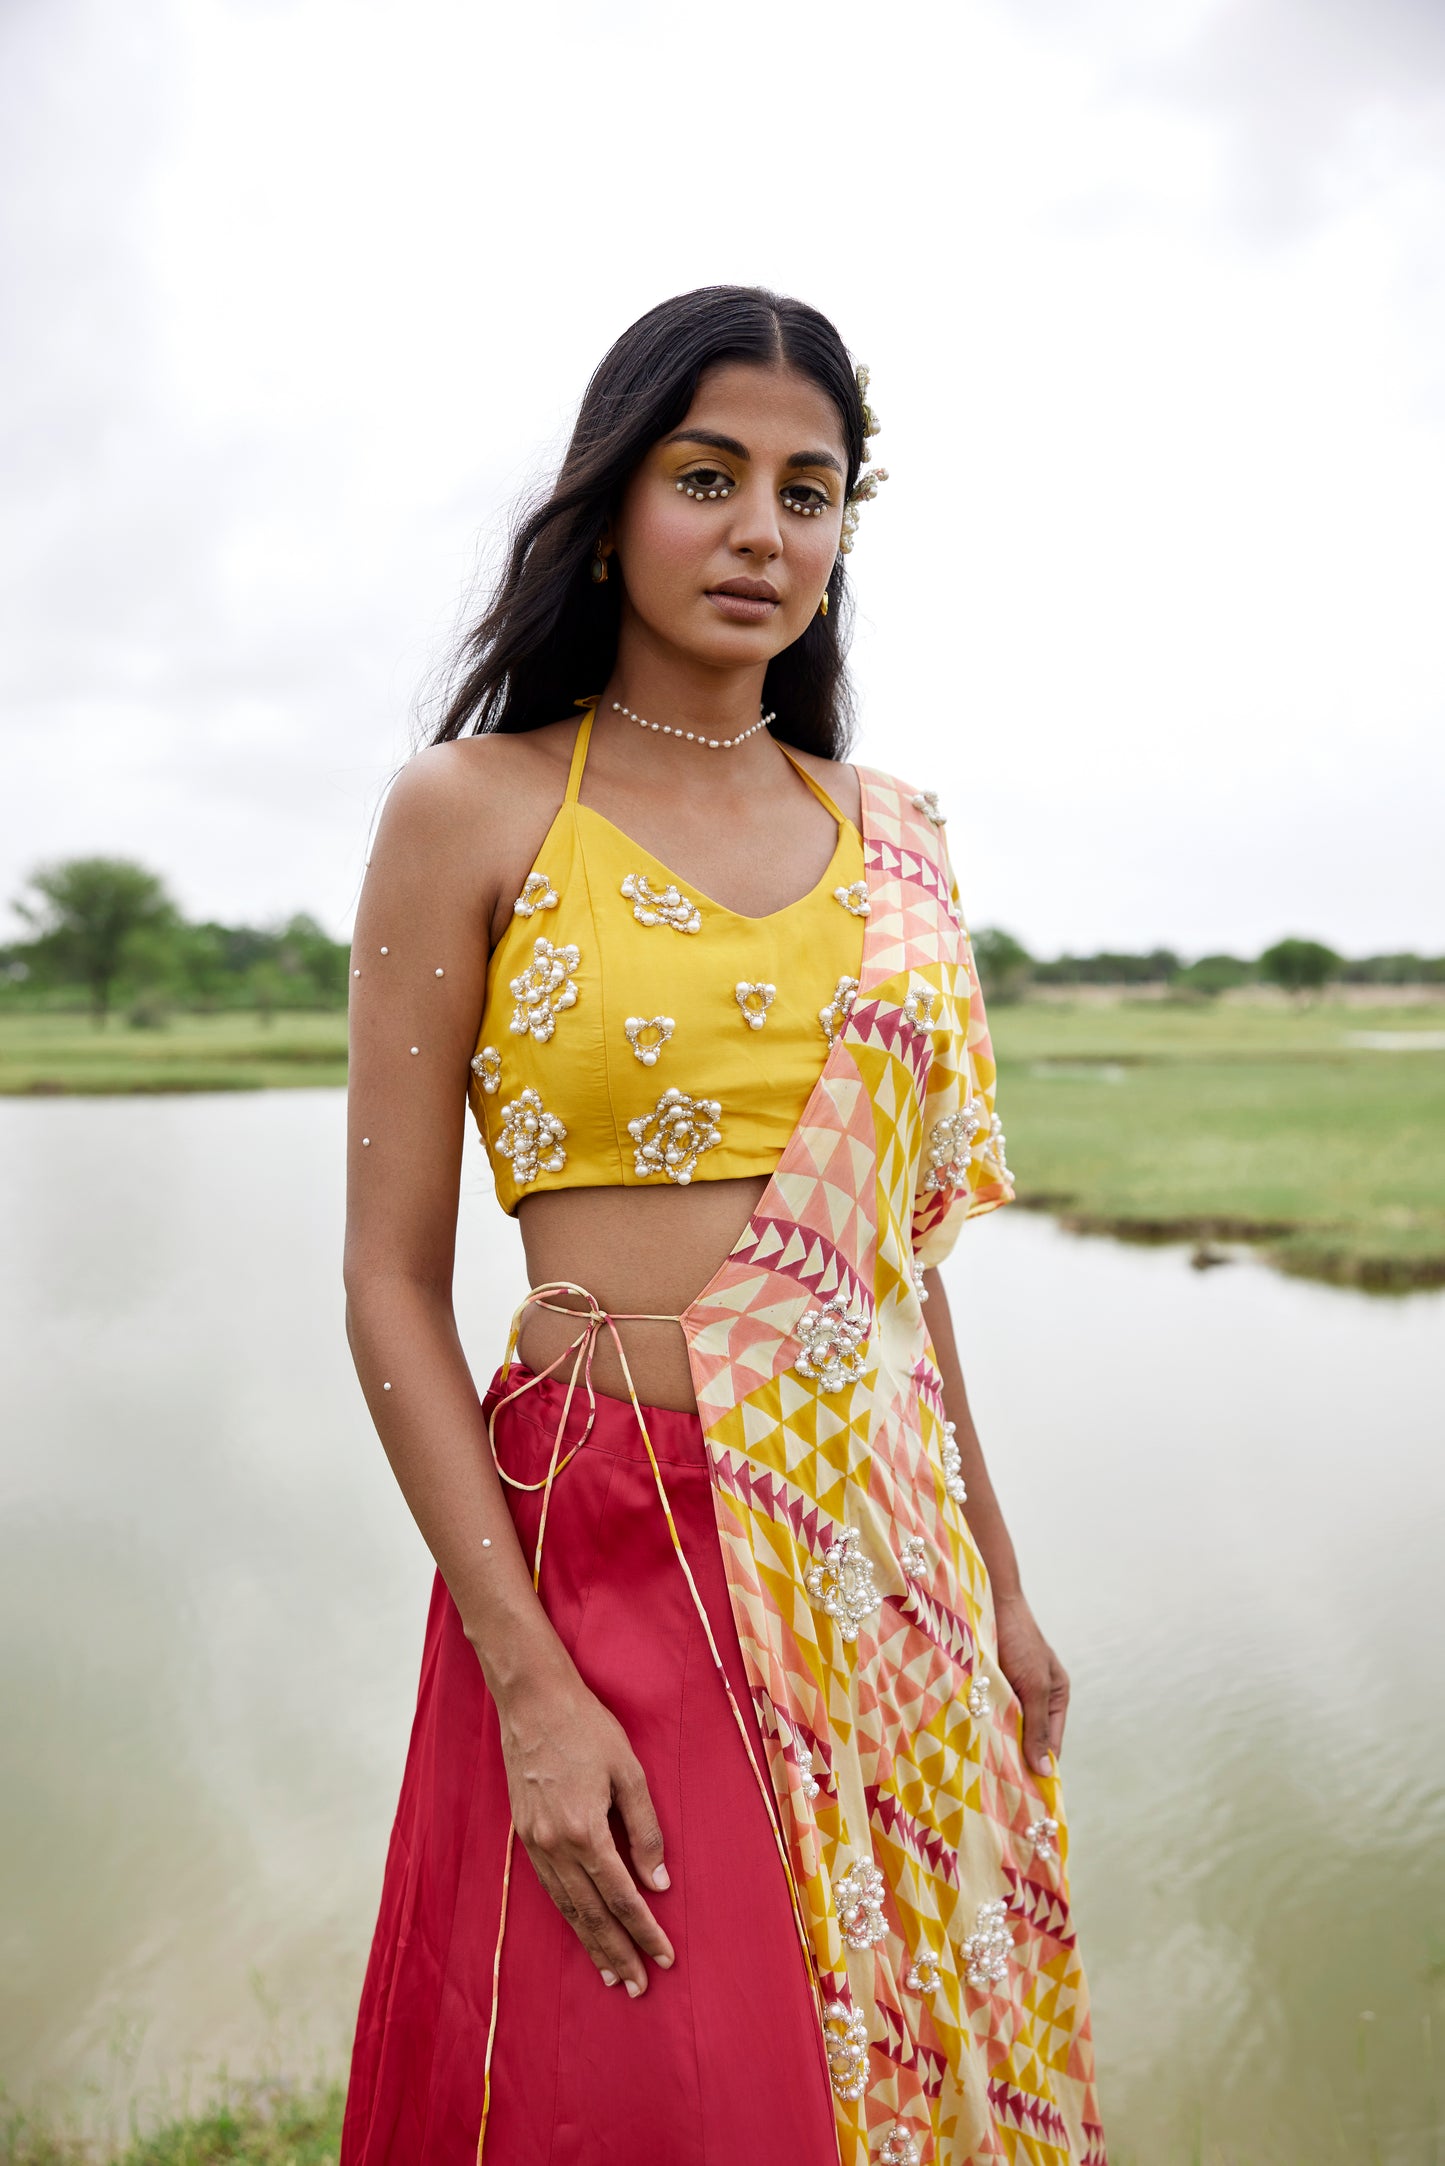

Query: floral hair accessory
<box><xmin>840</xmin><ymin>363</ymin><xmax>889</xmax><ymax>554</ymax></box>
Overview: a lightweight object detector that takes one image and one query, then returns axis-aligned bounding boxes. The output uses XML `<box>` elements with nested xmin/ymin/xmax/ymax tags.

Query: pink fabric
<box><xmin>340</xmin><ymin>1361</ymin><xmax>841</xmax><ymax>2166</ymax></box>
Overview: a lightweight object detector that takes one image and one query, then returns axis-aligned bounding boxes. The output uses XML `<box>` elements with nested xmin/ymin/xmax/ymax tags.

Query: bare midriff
<box><xmin>514</xmin><ymin>1174</ymin><xmax>772</xmax><ymax>1412</ymax></box>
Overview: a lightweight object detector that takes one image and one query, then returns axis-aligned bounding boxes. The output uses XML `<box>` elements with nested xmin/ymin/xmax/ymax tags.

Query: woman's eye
<box><xmin>678</xmin><ymin>467</ymin><xmax>733</xmax><ymax>497</ymax></box>
<box><xmin>781</xmin><ymin>483</ymin><xmax>833</xmax><ymax>513</ymax></box>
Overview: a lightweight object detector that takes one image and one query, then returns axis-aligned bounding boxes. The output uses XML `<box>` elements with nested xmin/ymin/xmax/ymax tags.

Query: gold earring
<box><xmin>819</xmin><ymin>591</ymin><xmax>829</xmax><ymax>618</ymax></box>
<box><xmin>591</xmin><ymin>545</ymin><xmax>609</xmax><ymax>584</ymax></box>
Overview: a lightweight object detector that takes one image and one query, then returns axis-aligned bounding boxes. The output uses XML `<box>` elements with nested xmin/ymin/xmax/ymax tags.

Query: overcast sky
<box><xmin>3</xmin><ymin>0</ymin><xmax>1442</xmax><ymax>958</ymax></box>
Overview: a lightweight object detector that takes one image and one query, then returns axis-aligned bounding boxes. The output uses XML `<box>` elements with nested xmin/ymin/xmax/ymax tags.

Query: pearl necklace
<box><xmin>611</xmin><ymin>699</ymin><xmax>775</xmax><ymax>750</ymax></box>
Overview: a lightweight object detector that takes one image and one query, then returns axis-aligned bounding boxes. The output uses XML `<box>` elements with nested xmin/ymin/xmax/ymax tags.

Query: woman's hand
<box><xmin>993</xmin><ymin>1589</ymin><xmax>1069</xmax><ymax>1779</ymax></box>
<box><xmin>495</xmin><ymin>1662</ymin><xmax>675</xmax><ymax>1997</ymax></box>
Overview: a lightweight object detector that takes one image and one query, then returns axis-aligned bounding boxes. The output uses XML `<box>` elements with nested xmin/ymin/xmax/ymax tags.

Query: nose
<box><xmin>726</xmin><ymin>477</ymin><xmax>784</xmax><ymax>563</ymax></box>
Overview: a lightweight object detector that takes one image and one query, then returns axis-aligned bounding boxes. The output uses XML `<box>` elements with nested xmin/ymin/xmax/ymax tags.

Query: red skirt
<box><xmin>340</xmin><ymin>1360</ymin><xmax>841</xmax><ymax>2166</ymax></box>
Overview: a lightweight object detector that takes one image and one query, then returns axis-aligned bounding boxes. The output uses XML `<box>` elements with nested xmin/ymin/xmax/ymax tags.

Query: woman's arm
<box><xmin>343</xmin><ymin>744</ymin><xmax>674</xmax><ymax>1996</ymax></box>
<box><xmin>923</xmin><ymin>1266</ymin><xmax>1069</xmax><ymax>1779</ymax></box>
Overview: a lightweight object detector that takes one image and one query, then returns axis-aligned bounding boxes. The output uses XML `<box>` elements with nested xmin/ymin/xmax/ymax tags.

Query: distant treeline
<box><xmin>2</xmin><ymin>857</ymin><xmax>1440</xmax><ymax>1027</ymax></box>
<box><xmin>972</xmin><ymin>930</ymin><xmax>1445</xmax><ymax>1001</ymax></box>
<box><xmin>3</xmin><ymin>857</ymin><xmax>348</xmax><ymax>1024</ymax></box>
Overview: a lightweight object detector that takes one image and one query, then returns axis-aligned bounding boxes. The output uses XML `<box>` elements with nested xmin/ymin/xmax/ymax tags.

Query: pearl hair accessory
<box><xmin>839</xmin><ymin>362</ymin><xmax>889</xmax><ymax>556</ymax></box>
<box><xmin>611</xmin><ymin>699</ymin><xmax>774</xmax><ymax>750</ymax></box>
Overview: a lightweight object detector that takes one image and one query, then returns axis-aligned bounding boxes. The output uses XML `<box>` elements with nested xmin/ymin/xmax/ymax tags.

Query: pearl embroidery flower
<box><xmin>805</xmin><ymin>1523</ymin><xmax>882</xmax><ymax>1643</ymax></box>
<box><xmin>508</xmin><ymin>937</ymin><xmax>580</xmax><ymax>1042</ymax></box>
<box><xmin>793</xmin><ymin>1293</ymin><xmax>870</xmax><ymax>1393</ymax></box>
<box><xmin>903</xmin><ymin>981</ymin><xmax>944</xmax><ymax>1031</ymax></box>
<box><xmin>822</xmin><ymin>1999</ymin><xmax>869</xmax><ymax>2101</ymax></box>
<box><xmin>801</xmin><ymin>1759</ymin><xmax>821</xmax><ymax>1802</ymax></box>
<box><xmin>624</xmin><ymin>1015</ymin><xmax>674</xmax><ymax>1066</ymax></box>
<box><xmin>968</xmin><ymin>1674</ymin><xmax>991</xmax><ymax>1720</ymax></box>
<box><xmin>470</xmin><ymin>1045</ymin><xmax>502</xmax><ymax>1094</ymax></box>
<box><xmin>911</xmin><ymin>1253</ymin><xmax>930</xmax><ymax>1303</ymax></box>
<box><xmin>734</xmin><ymin>980</ymin><xmax>775</xmax><ymax>1029</ymax></box>
<box><xmin>819</xmin><ymin>974</ymin><xmax>860</xmax><ymax>1049</ymax></box>
<box><xmin>621</xmin><ymin>871</ymin><xmax>702</xmax><ymax>934</ymax></box>
<box><xmin>1028</xmin><ymin>1816</ymin><xmax>1059</xmax><ymax>1863</ymax></box>
<box><xmin>833</xmin><ymin>1855</ymin><xmax>888</xmax><ymax>1949</ymax></box>
<box><xmin>833</xmin><ymin>878</ymin><xmax>871</xmax><ymax>917</ymax></box>
<box><xmin>923</xmin><ymin>1097</ymin><xmax>986</xmax><ymax>1191</ymax></box>
<box><xmin>905</xmin><ymin>1949</ymin><xmax>942</xmax><ymax>1994</ymax></box>
<box><xmin>910</xmin><ymin>788</ymin><xmax>947</xmax><ymax>825</ymax></box>
<box><xmin>962</xmin><ymin>1897</ymin><xmax>1013</xmax><ymax>1989</ymax></box>
<box><xmin>899</xmin><ymin>1534</ymin><xmax>928</xmax><ymax>1581</ymax></box>
<box><xmin>975</xmin><ymin>1111</ymin><xmax>1012</xmax><ymax>1185</ymax></box>
<box><xmin>496</xmin><ymin>1086</ymin><xmax>567</xmax><ymax>1186</ymax></box>
<box><xmin>627</xmin><ymin>1086</ymin><xmax>721</xmax><ymax>1184</ymax></box>
<box><xmin>880</xmin><ymin>2128</ymin><xmax>922</xmax><ymax>2166</ymax></box>
<box><xmin>512</xmin><ymin>870</ymin><xmax>558</xmax><ymax>917</ymax></box>
<box><xmin>940</xmin><ymin>1419</ymin><xmax>967</xmax><ymax>1506</ymax></box>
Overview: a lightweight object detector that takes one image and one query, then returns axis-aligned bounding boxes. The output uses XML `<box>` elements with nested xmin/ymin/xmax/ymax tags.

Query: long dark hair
<box><xmin>428</xmin><ymin>286</ymin><xmax>870</xmax><ymax>758</ymax></box>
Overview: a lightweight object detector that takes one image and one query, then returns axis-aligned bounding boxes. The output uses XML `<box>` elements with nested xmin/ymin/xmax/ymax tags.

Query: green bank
<box><xmin>0</xmin><ymin>2077</ymin><xmax>343</xmax><ymax>2166</ymax></box>
<box><xmin>2</xmin><ymin>1001</ymin><xmax>1442</xmax><ymax>1289</ymax></box>
<box><xmin>992</xmin><ymin>997</ymin><xmax>1445</xmax><ymax>1289</ymax></box>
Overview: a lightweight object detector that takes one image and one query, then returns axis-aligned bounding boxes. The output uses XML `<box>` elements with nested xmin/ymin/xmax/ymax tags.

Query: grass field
<box><xmin>0</xmin><ymin>1012</ymin><xmax>348</xmax><ymax>1096</ymax></box>
<box><xmin>0</xmin><ymin>2076</ymin><xmax>344</xmax><ymax>2166</ymax></box>
<box><xmin>2</xmin><ymin>1000</ymin><xmax>1442</xmax><ymax>1289</ymax></box>
<box><xmin>992</xmin><ymin>997</ymin><xmax>1445</xmax><ymax>1288</ymax></box>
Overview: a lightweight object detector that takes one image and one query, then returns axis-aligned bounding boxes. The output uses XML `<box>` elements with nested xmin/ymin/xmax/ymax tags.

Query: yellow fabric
<box><xmin>470</xmin><ymin>702</ymin><xmax>866</xmax><ymax>1214</ymax></box>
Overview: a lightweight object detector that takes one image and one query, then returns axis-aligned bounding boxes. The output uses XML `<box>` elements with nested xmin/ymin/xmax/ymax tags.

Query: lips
<box><xmin>706</xmin><ymin>577</ymin><xmax>780</xmax><ymax>624</ymax></box>
<box><xmin>709</xmin><ymin>578</ymin><xmax>779</xmax><ymax>602</ymax></box>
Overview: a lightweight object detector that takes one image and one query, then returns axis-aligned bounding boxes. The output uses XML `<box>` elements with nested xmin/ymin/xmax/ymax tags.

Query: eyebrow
<box><xmin>662</xmin><ymin>428</ymin><xmax>845</xmax><ymax>479</ymax></box>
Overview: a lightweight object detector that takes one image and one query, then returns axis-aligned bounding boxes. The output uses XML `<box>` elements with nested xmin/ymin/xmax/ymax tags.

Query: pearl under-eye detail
<box><xmin>675</xmin><ymin>480</ymin><xmax>733</xmax><ymax>500</ymax></box>
<box><xmin>620</xmin><ymin>871</ymin><xmax>702</xmax><ymax>934</ymax></box>
<box><xmin>627</xmin><ymin>1087</ymin><xmax>721</xmax><ymax>1184</ymax></box>
<box><xmin>624</xmin><ymin>1015</ymin><xmax>674</xmax><ymax>1066</ymax></box>
<box><xmin>734</xmin><ymin>980</ymin><xmax>774</xmax><ymax>1029</ymax></box>
<box><xmin>611</xmin><ymin>699</ymin><xmax>773</xmax><ymax>751</ymax></box>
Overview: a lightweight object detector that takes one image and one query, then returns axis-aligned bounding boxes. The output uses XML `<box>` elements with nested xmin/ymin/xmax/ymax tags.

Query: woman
<box><xmin>340</xmin><ymin>286</ymin><xmax>1106</xmax><ymax>2166</ymax></box>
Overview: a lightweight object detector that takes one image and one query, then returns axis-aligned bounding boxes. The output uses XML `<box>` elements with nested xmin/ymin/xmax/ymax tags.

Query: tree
<box><xmin>13</xmin><ymin>857</ymin><xmax>177</xmax><ymax>1025</ymax></box>
<box><xmin>1258</xmin><ymin>937</ymin><xmax>1341</xmax><ymax>997</ymax></box>
<box><xmin>970</xmin><ymin>927</ymin><xmax>1034</xmax><ymax>1003</ymax></box>
<box><xmin>1174</xmin><ymin>953</ymin><xmax>1251</xmax><ymax>997</ymax></box>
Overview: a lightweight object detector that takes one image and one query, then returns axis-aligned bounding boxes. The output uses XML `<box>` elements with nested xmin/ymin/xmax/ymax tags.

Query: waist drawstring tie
<box><xmin>476</xmin><ymin>1282</ymin><xmax>822</xmax><ymax>2162</ymax></box>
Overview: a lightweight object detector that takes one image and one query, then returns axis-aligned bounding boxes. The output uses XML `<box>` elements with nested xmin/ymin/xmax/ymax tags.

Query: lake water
<box><xmin>2</xmin><ymin>1091</ymin><xmax>1442</xmax><ymax>2163</ymax></box>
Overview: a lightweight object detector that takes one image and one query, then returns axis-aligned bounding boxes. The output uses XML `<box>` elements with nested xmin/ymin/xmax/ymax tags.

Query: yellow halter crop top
<box><xmin>469</xmin><ymin>701</ymin><xmax>867</xmax><ymax>1213</ymax></box>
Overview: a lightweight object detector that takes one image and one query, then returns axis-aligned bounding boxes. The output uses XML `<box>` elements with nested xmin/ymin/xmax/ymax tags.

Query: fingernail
<box><xmin>651</xmin><ymin>1864</ymin><xmax>671</xmax><ymax>1890</ymax></box>
<box><xmin>653</xmin><ymin>1951</ymin><xmax>673</xmax><ymax>1969</ymax></box>
<box><xmin>600</xmin><ymin>1970</ymin><xmax>618</xmax><ymax>1988</ymax></box>
<box><xmin>625</xmin><ymin>1978</ymin><xmax>643</xmax><ymax>1998</ymax></box>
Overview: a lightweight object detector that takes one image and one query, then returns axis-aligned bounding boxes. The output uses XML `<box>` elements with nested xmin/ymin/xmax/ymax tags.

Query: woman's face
<box><xmin>609</xmin><ymin>360</ymin><xmax>850</xmax><ymax>674</ymax></box>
